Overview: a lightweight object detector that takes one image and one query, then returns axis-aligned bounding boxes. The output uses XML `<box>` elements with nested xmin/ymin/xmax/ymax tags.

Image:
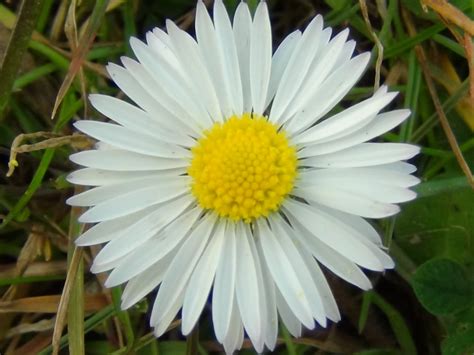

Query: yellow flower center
<box><xmin>188</xmin><ymin>113</ymin><xmax>297</xmax><ymax>222</ymax></box>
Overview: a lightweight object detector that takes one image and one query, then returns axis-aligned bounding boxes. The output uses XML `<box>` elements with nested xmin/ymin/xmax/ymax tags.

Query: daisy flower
<box><xmin>67</xmin><ymin>0</ymin><xmax>420</xmax><ymax>353</ymax></box>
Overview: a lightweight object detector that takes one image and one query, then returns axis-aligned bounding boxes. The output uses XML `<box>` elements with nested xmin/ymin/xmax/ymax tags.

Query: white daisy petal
<box><xmin>214</xmin><ymin>0</ymin><xmax>244</xmax><ymax>115</ymax></box>
<box><xmin>254</xmin><ymin>240</ymin><xmax>278</xmax><ymax>350</ymax></box>
<box><xmin>103</xmin><ymin>206</ymin><xmax>200</xmax><ymax>287</ymax></box>
<box><xmin>245</xmin><ymin>223</ymin><xmax>275</xmax><ymax>351</ymax></box>
<box><xmin>291</xmin><ymin>27</ymin><xmax>351</xmax><ymax>110</ymax></box>
<box><xmin>275</xmin><ymin>27</ymin><xmax>333</xmax><ymax>125</ymax></box>
<box><xmin>250</xmin><ymin>1</ymin><xmax>272</xmax><ymax>114</ymax></box>
<box><xmin>75</xmin><ymin>207</ymin><xmax>153</xmax><ymax>246</ymax></box>
<box><xmin>66</xmin><ymin>168</ymin><xmax>184</xmax><ymax>187</ymax></box>
<box><xmin>166</xmin><ymin>20</ymin><xmax>222</xmax><ymax>122</ymax></box>
<box><xmin>379</xmin><ymin>161</ymin><xmax>418</xmax><ymax>174</ymax></box>
<box><xmin>293</xmin><ymin>185</ymin><xmax>400</xmax><ymax>218</ymax></box>
<box><xmin>235</xmin><ymin>222</ymin><xmax>263</xmax><ymax>350</ymax></box>
<box><xmin>294</xmin><ymin>91</ymin><xmax>398</xmax><ymax>145</ymax></box>
<box><xmin>298</xmin><ymin>181</ymin><xmax>416</xmax><ymax>205</ymax></box>
<box><xmin>121</xmin><ymin>55</ymin><xmax>204</xmax><ymax>136</ymax></box>
<box><xmin>335</xmin><ymin>39</ymin><xmax>356</xmax><ymax>67</ymax></box>
<box><xmin>105</xmin><ymin>62</ymin><xmax>198</xmax><ymax>135</ymax></box>
<box><xmin>151</xmin><ymin>27</ymin><xmax>172</xmax><ymax>48</ymax></box>
<box><xmin>121</xmin><ymin>252</ymin><xmax>175</xmax><ymax>309</ymax></box>
<box><xmin>286</xmin><ymin>52</ymin><xmax>371</xmax><ymax>134</ymax></box>
<box><xmin>256</xmin><ymin>218</ymin><xmax>315</xmax><ymax>329</ymax></box>
<box><xmin>299</xmin><ymin>109</ymin><xmax>412</xmax><ymax>157</ymax></box>
<box><xmin>90</xmin><ymin>258</ymin><xmax>123</xmax><ymax>274</ymax></box>
<box><xmin>269</xmin><ymin>15</ymin><xmax>324</xmax><ymax>124</ymax></box>
<box><xmin>296</xmin><ymin>245</ymin><xmax>341</xmax><ymax>322</ymax></box>
<box><xmin>125</xmin><ymin>42</ymin><xmax>209</xmax><ymax>133</ymax></box>
<box><xmin>70</xmin><ymin>149</ymin><xmax>187</xmax><ymax>171</ymax></box>
<box><xmin>89</xmin><ymin>94</ymin><xmax>194</xmax><ymax>146</ymax></box>
<box><xmin>301</xmin><ymin>142</ymin><xmax>420</xmax><ymax>168</ymax></box>
<box><xmin>298</xmin><ymin>166</ymin><xmax>420</xmax><ymax>189</ymax></box>
<box><xmin>67</xmin><ymin>175</ymin><xmax>185</xmax><ymax>207</ymax></box>
<box><xmin>283</xmin><ymin>199</ymin><xmax>385</xmax><ymax>271</ymax></box>
<box><xmin>265</xmin><ymin>30</ymin><xmax>301</xmax><ymax>111</ymax></box>
<box><xmin>289</xmin><ymin>197</ymin><xmax>382</xmax><ymax>245</ymax></box>
<box><xmin>78</xmin><ymin>178</ymin><xmax>189</xmax><ymax>223</ymax></box>
<box><xmin>290</xmin><ymin>216</ymin><xmax>372</xmax><ymax>290</ymax></box>
<box><xmin>269</xmin><ymin>214</ymin><xmax>327</xmax><ymax>326</ymax></box>
<box><xmin>92</xmin><ymin>195</ymin><xmax>194</xmax><ymax>269</ymax></box>
<box><xmin>145</xmin><ymin>31</ymin><xmax>182</xmax><ymax>74</ymax></box>
<box><xmin>275</xmin><ymin>288</ymin><xmax>302</xmax><ymax>337</ymax></box>
<box><xmin>182</xmin><ymin>219</ymin><xmax>226</xmax><ymax>335</ymax></box>
<box><xmin>195</xmin><ymin>1</ymin><xmax>235</xmax><ymax>118</ymax></box>
<box><xmin>223</xmin><ymin>298</ymin><xmax>244</xmax><ymax>354</ymax></box>
<box><xmin>212</xmin><ymin>221</ymin><xmax>237</xmax><ymax>343</ymax></box>
<box><xmin>151</xmin><ymin>213</ymin><xmax>216</xmax><ymax>336</ymax></box>
<box><xmin>233</xmin><ymin>1</ymin><xmax>253</xmax><ymax>113</ymax></box>
<box><xmin>74</xmin><ymin>121</ymin><xmax>191</xmax><ymax>159</ymax></box>
<box><xmin>326</xmin><ymin>209</ymin><xmax>382</xmax><ymax>246</ymax></box>
<box><xmin>309</xmin><ymin>204</ymin><xmax>394</xmax><ymax>269</ymax></box>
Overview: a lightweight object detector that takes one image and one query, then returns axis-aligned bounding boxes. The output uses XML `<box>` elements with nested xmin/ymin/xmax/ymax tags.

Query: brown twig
<box><xmin>464</xmin><ymin>33</ymin><xmax>474</xmax><ymax>102</ymax></box>
<box><xmin>51</xmin><ymin>246</ymin><xmax>83</xmax><ymax>355</ymax></box>
<box><xmin>7</xmin><ymin>132</ymin><xmax>92</xmax><ymax>177</ymax></box>
<box><xmin>359</xmin><ymin>0</ymin><xmax>383</xmax><ymax>91</ymax></box>
<box><xmin>421</xmin><ymin>0</ymin><xmax>474</xmax><ymax>36</ymax></box>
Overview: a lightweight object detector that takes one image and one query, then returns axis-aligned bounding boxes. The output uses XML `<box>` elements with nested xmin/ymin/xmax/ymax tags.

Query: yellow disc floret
<box><xmin>188</xmin><ymin>113</ymin><xmax>297</xmax><ymax>222</ymax></box>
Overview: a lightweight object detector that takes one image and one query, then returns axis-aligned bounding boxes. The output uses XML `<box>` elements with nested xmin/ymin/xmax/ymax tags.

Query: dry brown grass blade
<box><xmin>65</xmin><ymin>0</ymin><xmax>88</xmax><ymax>120</ymax></box>
<box><xmin>403</xmin><ymin>8</ymin><xmax>474</xmax><ymax>189</ymax></box>
<box><xmin>66</xmin><ymin>190</ymin><xmax>86</xmax><ymax>355</ymax></box>
<box><xmin>422</xmin><ymin>0</ymin><xmax>474</xmax><ymax>36</ymax></box>
<box><xmin>359</xmin><ymin>0</ymin><xmax>384</xmax><ymax>91</ymax></box>
<box><xmin>50</xmin><ymin>246</ymin><xmax>83</xmax><ymax>355</ymax></box>
<box><xmin>9</xmin><ymin>333</ymin><xmax>53</xmax><ymax>355</ymax></box>
<box><xmin>7</xmin><ymin>132</ymin><xmax>92</xmax><ymax>177</ymax></box>
<box><xmin>464</xmin><ymin>33</ymin><xmax>474</xmax><ymax>102</ymax></box>
<box><xmin>51</xmin><ymin>0</ymin><xmax>110</xmax><ymax>119</ymax></box>
<box><xmin>0</xmin><ymin>294</ymin><xmax>108</xmax><ymax>313</ymax></box>
<box><xmin>432</xmin><ymin>54</ymin><xmax>474</xmax><ymax>130</ymax></box>
<box><xmin>5</xmin><ymin>319</ymin><xmax>54</xmax><ymax>338</ymax></box>
<box><xmin>0</xmin><ymin>261</ymin><xmax>67</xmax><ymax>279</ymax></box>
<box><xmin>1</xmin><ymin>225</ymin><xmax>49</xmax><ymax>303</ymax></box>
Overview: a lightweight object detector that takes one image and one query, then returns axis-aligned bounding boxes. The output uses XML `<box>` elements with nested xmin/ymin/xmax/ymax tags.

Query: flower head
<box><xmin>67</xmin><ymin>0</ymin><xmax>420</xmax><ymax>353</ymax></box>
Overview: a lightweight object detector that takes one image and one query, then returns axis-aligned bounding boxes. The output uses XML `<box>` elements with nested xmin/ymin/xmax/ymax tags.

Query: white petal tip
<box><xmin>318</xmin><ymin>318</ymin><xmax>328</xmax><ymax>328</ymax></box>
<box><xmin>386</xmin><ymin>205</ymin><xmax>401</xmax><ymax>217</ymax></box>
<box><xmin>328</xmin><ymin>313</ymin><xmax>342</xmax><ymax>322</ymax></box>
<box><xmin>88</xmin><ymin>93</ymin><xmax>100</xmax><ymax>103</ymax></box>
<box><xmin>153</xmin><ymin>324</ymin><xmax>167</xmax><ymax>338</ymax></box>
<box><xmin>78</xmin><ymin>212</ymin><xmax>95</xmax><ymax>224</ymax></box>
<box><xmin>103</xmin><ymin>278</ymin><xmax>114</xmax><ymax>288</ymax></box>
<box><xmin>121</xmin><ymin>300</ymin><xmax>133</xmax><ymax>310</ymax></box>
<box><xmin>74</xmin><ymin>236</ymin><xmax>92</xmax><ymax>247</ymax></box>
<box><xmin>90</xmin><ymin>262</ymin><xmax>103</xmax><ymax>274</ymax></box>
<box><xmin>65</xmin><ymin>196</ymin><xmax>76</xmax><ymax>206</ymax></box>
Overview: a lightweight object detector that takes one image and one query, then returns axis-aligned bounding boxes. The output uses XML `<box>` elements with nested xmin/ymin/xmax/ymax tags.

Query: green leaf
<box><xmin>412</xmin><ymin>258</ymin><xmax>473</xmax><ymax>316</ymax></box>
<box><xmin>442</xmin><ymin>307</ymin><xmax>474</xmax><ymax>355</ymax></box>
<box><xmin>159</xmin><ymin>341</ymin><xmax>186</xmax><ymax>355</ymax></box>
<box><xmin>395</xmin><ymin>187</ymin><xmax>474</xmax><ymax>265</ymax></box>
